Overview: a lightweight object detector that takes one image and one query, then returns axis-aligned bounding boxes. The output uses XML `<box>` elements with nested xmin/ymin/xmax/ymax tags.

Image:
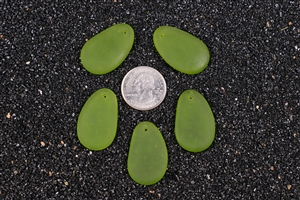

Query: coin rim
<box><xmin>121</xmin><ymin>66</ymin><xmax>167</xmax><ymax>111</ymax></box>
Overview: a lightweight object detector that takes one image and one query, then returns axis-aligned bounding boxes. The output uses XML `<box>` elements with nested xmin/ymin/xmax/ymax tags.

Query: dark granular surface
<box><xmin>1</xmin><ymin>1</ymin><xmax>299</xmax><ymax>199</ymax></box>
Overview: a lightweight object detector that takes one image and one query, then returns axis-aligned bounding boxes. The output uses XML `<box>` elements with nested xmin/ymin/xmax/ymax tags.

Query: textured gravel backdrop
<box><xmin>1</xmin><ymin>1</ymin><xmax>299</xmax><ymax>199</ymax></box>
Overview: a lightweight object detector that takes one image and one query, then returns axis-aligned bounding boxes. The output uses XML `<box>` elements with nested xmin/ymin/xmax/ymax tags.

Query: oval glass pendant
<box><xmin>128</xmin><ymin>121</ymin><xmax>168</xmax><ymax>185</ymax></box>
<box><xmin>80</xmin><ymin>23</ymin><xmax>134</xmax><ymax>75</ymax></box>
<box><xmin>153</xmin><ymin>26</ymin><xmax>210</xmax><ymax>74</ymax></box>
<box><xmin>175</xmin><ymin>90</ymin><xmax>215</xmax><ymax>152</ymax></box>
<box><xmin>77</xmin><ymin>88</ymin><xmax>118</xmax><ymax>150</ymax></box>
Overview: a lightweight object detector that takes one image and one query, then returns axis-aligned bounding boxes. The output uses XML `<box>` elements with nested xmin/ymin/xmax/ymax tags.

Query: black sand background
<box><xmin>1</xmin><ymin>1</ymin><xmax>299</xmax><ymax>199</ymax></box>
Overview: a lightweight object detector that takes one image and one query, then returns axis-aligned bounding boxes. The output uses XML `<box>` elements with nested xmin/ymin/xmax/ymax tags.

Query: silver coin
<box><xmin>121</xmin><ymin>66</ymin><xmax>167</xmax><ymax>111</ymax></box>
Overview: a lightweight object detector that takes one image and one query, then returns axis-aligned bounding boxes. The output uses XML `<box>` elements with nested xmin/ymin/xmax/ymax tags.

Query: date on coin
<box><xmin>121</xmin><ymin>66</ymin><xmax>167</xmax><ymax>111</ymax></box>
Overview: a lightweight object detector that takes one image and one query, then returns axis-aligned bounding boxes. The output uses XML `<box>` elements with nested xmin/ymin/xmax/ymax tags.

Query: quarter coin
<box><xmin>121</xmin><ymin>66</ymin><xmax>167</xmax><ymax>111</ymax></box>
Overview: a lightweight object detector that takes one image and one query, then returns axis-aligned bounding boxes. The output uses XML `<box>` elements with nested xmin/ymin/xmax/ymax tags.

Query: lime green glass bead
<box><xmin>175</xmin><ymin>90</ymin><xmax>215</xmax><ymax>152</ymax></box>
<box><xmin>153</xmin><ymin>26</ymin><xmax>210</xmax><ymax>74</ymax></box>
<box><xmin>80</xmin><ymin>23</ymin><xmax>134</xmax><ymax>75</ymax></box>
<box><xmin>77</xmin><ymin>88</ymin><xmax>118</xmax><ymax>150</ymax></box>
<box><xmin>128</xmin><ymin>121</ymin><xmax>168</xmax><ymax>185</ymax></box>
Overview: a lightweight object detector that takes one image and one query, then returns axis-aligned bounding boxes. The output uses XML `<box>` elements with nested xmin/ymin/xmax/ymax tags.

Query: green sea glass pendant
<box><xmin>175</xmin><ymin>89</ymin><xmax>215</xmax><ymax>152</ymax></box>
<box><xmin>77</xmin><ymin>88</ymin><xmax>118</xmax><ymax>150</ymax></box>
<box><xmin>128</xmin><ymin>121</ymin><xmax>168</xmax><ymax>185</ymax></box>
<box><xmin>80</xmin><ymin>23</ymin><xmax>134</xmax><ymax>75</ymax></box>
<box><xmin>153</xmin><ymin>26</ymin><xmax>210</xmax><ymax>74</ymax></box>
